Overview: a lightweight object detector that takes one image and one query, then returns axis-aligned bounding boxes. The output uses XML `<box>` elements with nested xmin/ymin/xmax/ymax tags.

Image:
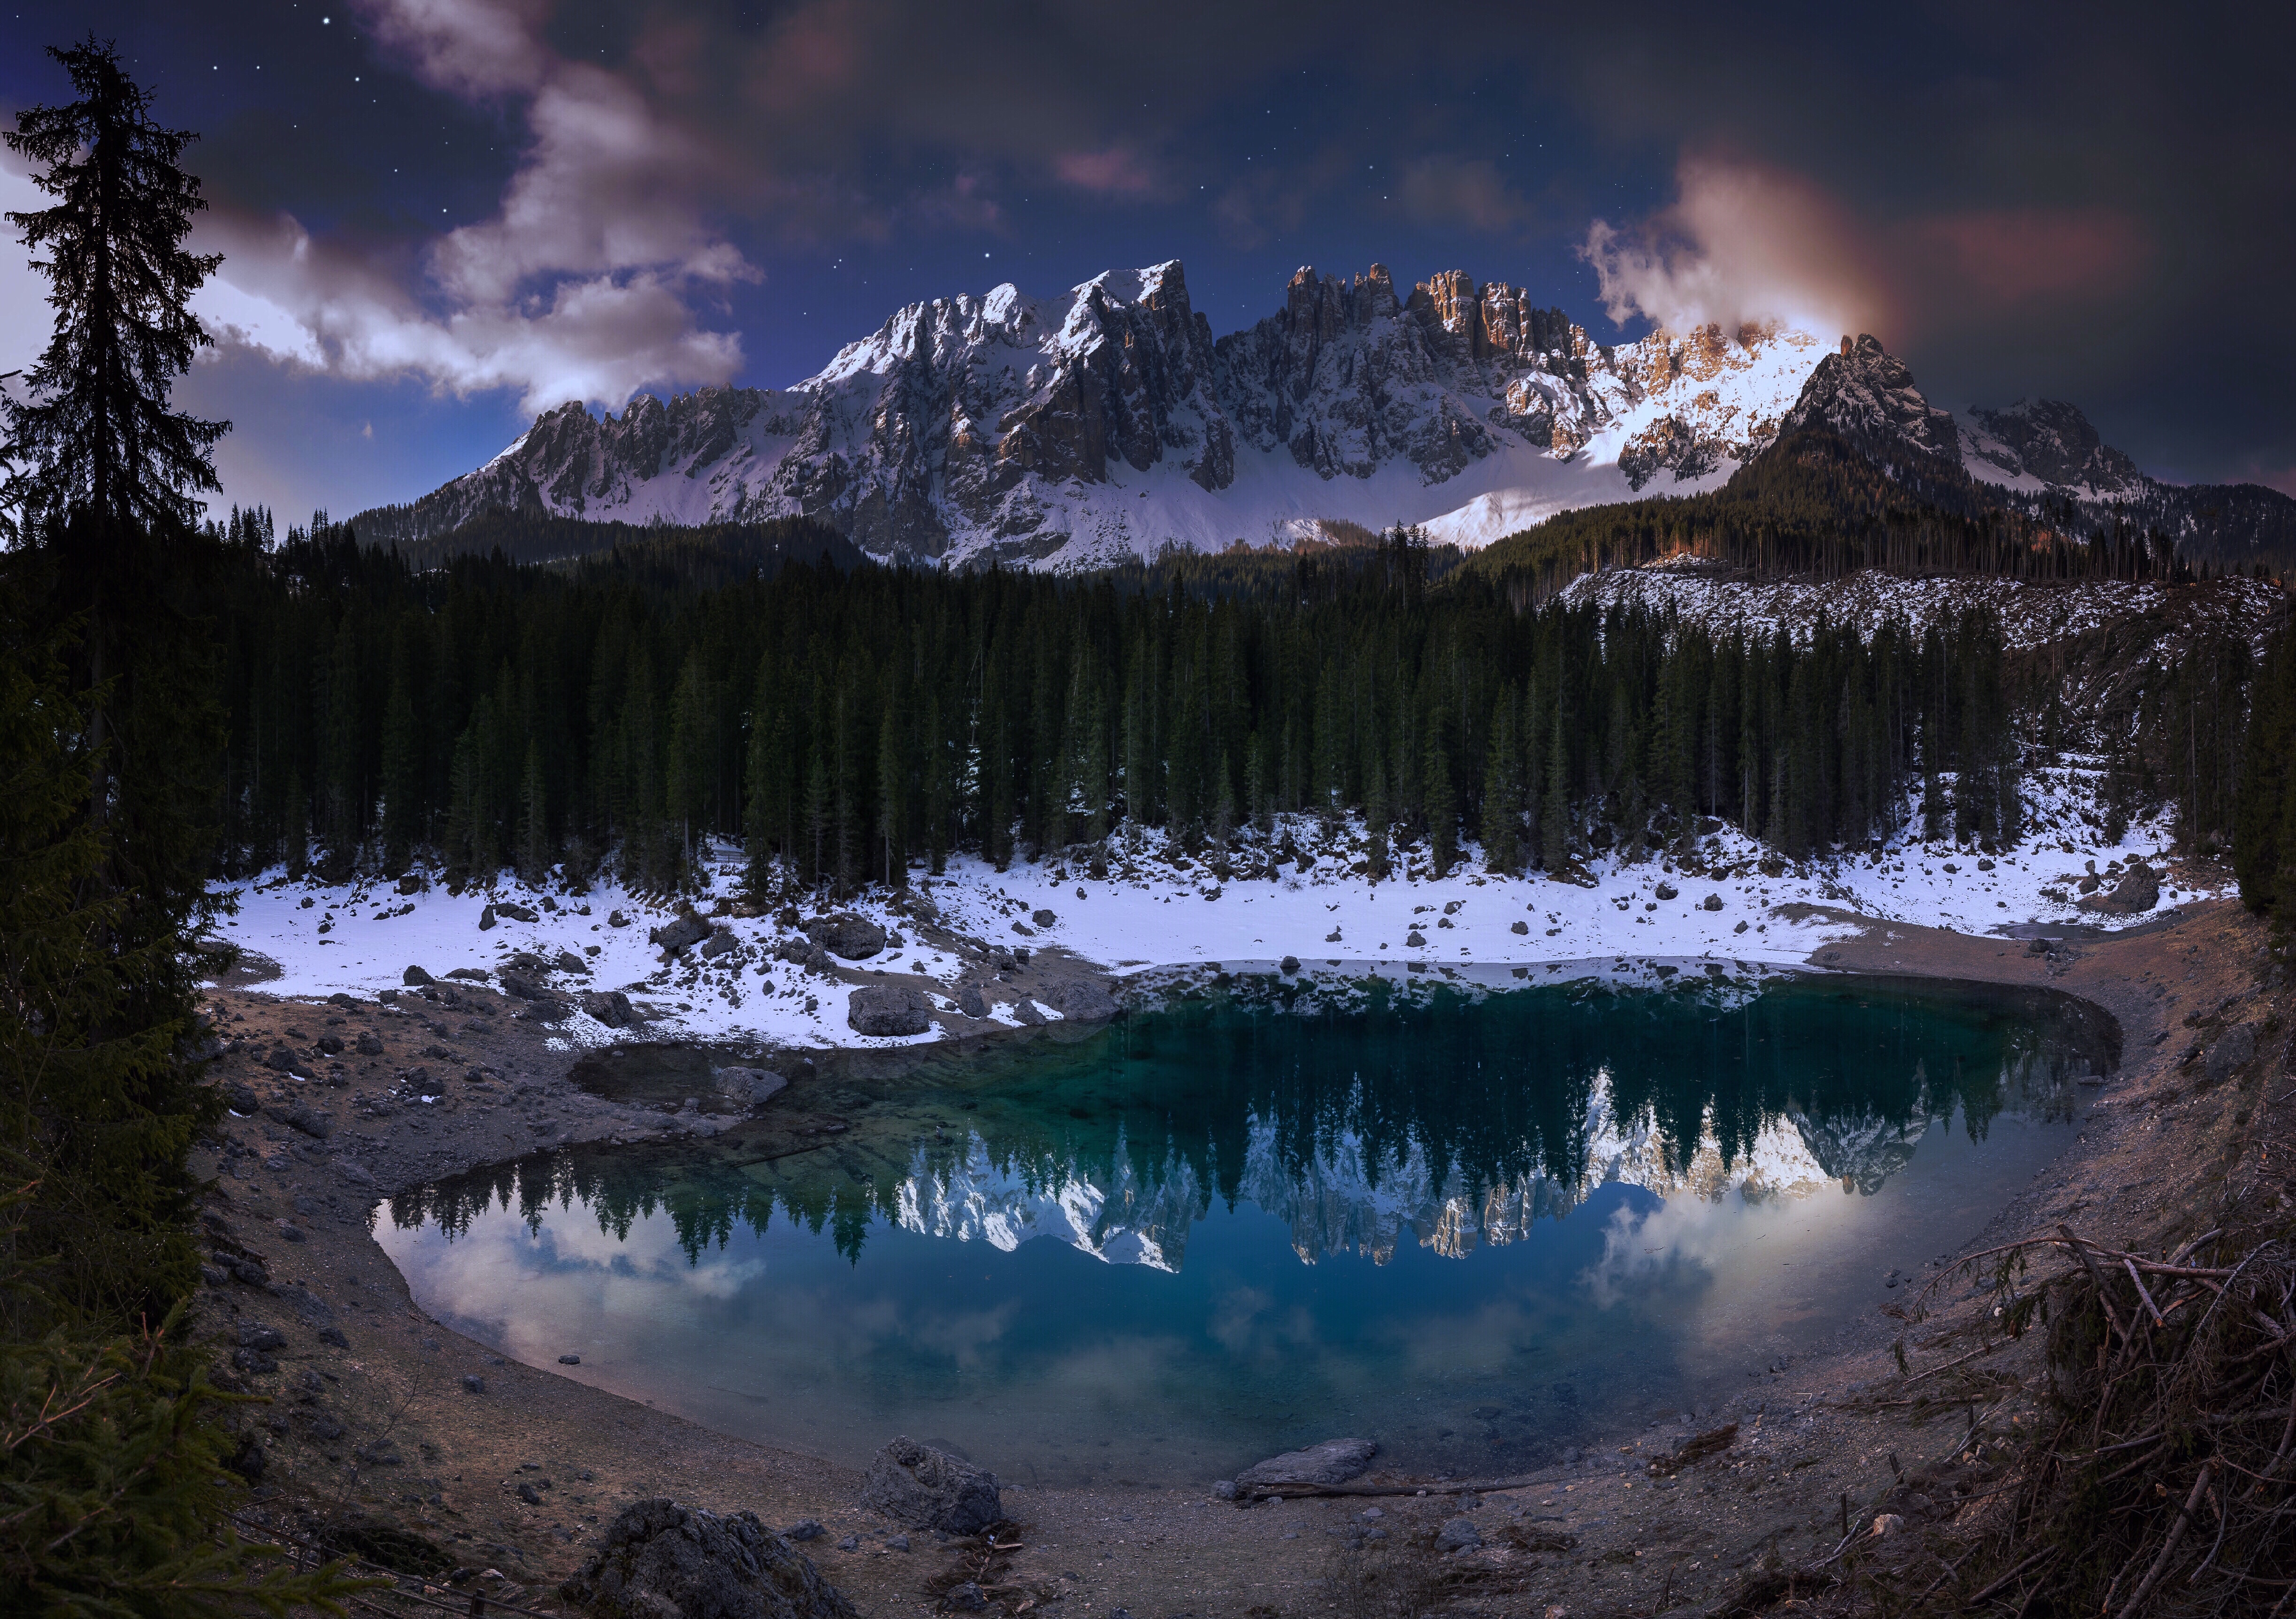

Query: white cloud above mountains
<box><xmin>190</xmin><ymin>0</ymin><xmax>751</xmax><ymax>414</ymax></box>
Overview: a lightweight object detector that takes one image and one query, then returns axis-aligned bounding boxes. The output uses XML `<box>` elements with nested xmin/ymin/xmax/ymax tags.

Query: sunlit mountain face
<box><xmin>381</xmin><ymin>970</ymin><xmax>2109</xmax><ymax>1482</ymax></box>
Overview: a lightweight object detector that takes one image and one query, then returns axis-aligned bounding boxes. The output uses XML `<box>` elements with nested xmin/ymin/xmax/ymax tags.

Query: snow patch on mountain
<box><xmin>352</xmin><ymin>262</ymin><xmax>1829</xmax><ymax>566</ymax></box>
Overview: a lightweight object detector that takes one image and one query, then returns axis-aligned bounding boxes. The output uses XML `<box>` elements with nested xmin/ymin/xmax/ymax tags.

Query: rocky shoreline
<box><xmin>189</xmin><ymin>896</ymin><xmax>2283</xmax><ymax>1618</ymax></box>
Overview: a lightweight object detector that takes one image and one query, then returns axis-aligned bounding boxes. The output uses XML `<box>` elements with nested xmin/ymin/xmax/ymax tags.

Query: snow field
<box><xmin>205</xmin><ymin>756</ymin><xmax>2218</xmax><ymax>1057</ymax></box>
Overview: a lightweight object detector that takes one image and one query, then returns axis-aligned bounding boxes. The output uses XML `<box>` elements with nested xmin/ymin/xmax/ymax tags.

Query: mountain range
<box><xmin>351</xmin><ymin>260</ymin><xmax>2293</xmax><ymax>570</ymax></box>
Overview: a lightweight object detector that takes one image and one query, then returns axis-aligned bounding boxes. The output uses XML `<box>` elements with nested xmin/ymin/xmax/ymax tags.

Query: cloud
<box><xmin>1584</xmin><ymin>155</ymin><xmax>2157</xmax><ymax>352</ymax></box>
<box><xmin>1903</xmin><ymin>207</ymin><xmax>2152</xmax><ymax>309</ymax></box>
<box><xmin>1054</xmin><ymin>146</ymin><xmax>1158</xmax><ymax>198</ymax></box>
<box><xmin>200</xmin><ymin>0</ymin><xmax>751</xmax><ymax>412</ymax></box>
<box><xmin>1396</xmin><ymin>156</ymin><xmax>1534</xmax><ymax>233</ymax></box>
<box><xmin>0</xmin><ymin>160</ymin><xmax>55</xmax><ymax>375</ymax></box>
<box><xmin>193</xmin><ymin>211</ymin><xmax>742</xmax><ymax>415</ymax></box>
<box><xmin>1582</xmin><ymin>155</ymin><xmax>1884</xmax><ymax>340</ymax></box>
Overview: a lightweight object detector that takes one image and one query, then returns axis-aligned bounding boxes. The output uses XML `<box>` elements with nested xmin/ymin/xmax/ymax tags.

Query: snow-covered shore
<box><xmin>203</xmin><ymin>759</ymin><xmax>2217</xmax><ymax>1053</ymax></box>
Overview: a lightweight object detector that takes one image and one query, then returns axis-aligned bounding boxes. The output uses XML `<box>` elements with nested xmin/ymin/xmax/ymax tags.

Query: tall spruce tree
<box><xmin>0</xmin><ymin>38</ymin><xmax>227</xmax><ymax>1323</ymax></box>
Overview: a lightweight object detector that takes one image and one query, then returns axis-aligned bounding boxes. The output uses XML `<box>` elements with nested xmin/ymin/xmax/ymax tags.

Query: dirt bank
<box><xmin>189</xmin><ymin>898</ymin><xmax>2286</xmax><ymax>1618</ymax></box>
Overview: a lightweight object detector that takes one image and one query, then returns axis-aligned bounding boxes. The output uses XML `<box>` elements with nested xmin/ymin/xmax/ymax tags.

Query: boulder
<box><xmin>403</xmin><ymin>965</ymin><xmax>434</xmax><ymax>986</ymax></box>
<box><xmin>1654</xmin><ymin>882</ymin><xmax>1679</xmax><ymax>901</ymax></box>
<box><xmin>494</xmin><ymin>902</ymin><xmax>540</xmax><ymax>924</ymax></box>
<box><xmin>268</xmin><ymin>1102</ymin><xmax>333</xmax><ymax>1140</ymax></box>
<box><xmin>699</xmin><ymin>927</ymin><xmax>740</xmax><ymax>960</ymax></box>
<box><xmin>858</xmin><ymin>1439</ymin><xmax>1002</xmax><ymax>1535</ymax></box>
<box><xmin>2081</xmin><ymin>863</ymin><xmax>2161</xmax><ymax>915</ymax></box>
<box><xmin>354</xmin><ymin>1031</ymin><xmax>385</xmax><ymax>1056</ymax></box>
<box><xmin>1013</xmin><ymin>999</ymin><xmax>1046</xmax><ymax>1026</ymax></box>
<box><xmin>554</xmin><ymin>949</ymin><xmax>589</xmax><ymax>974</ymax></box>
<box><xmin>222</xmin><ymin>1080</ymin><xmax>260</xmax><ymax>1115</ymax></box>
<box><xmin>805</xmin><ymin>915</ymin><xmax>887</xmax><ymax>961</ymax></box>
<box><xmin>1435</xmin><ymin>1517</ymin><xmax>1482</xmax><ymax>1553</ymax></box>
<box><xmin>2206</xmin><ymin>1023</ymin><xmax>2258</xmax><ymax>1083</ymax></box>
<box><xmin>1279</xmin><ymin>955</ymin><xmax>1301</xmax><ymax>975</ymax></box>
<box><xmin>954</xmin><ymin>984</ymin><xmax>988</xmax><ymax>1020</ymax></box>
<box><xmin>582</xmin><ymin>990</ymin><xmax>638</xmax><ymax>1029</ymax></box>
<box><xmin>560</xmin><ymin>1498</ymin><xmax>856</xmax><ymax>1619</ymax></box>
<box><xmin>1702</xmin><ymin>894</ymin><xmax>1725</xmax><ymax>911</ymax></box>
<box><xmin>1405</xmin><ymin>931</ymin><xmax>1427</xmax><ymax>948</ymax></box>
<box><xmin>499</xmin><ymin>971</ymin><xmax>548</xmax><ymax>1001</ymax></box>
<box><xmin>1509</xmin><ymin>920</ymin><xmax>1529</xmax><ymax>935</ymax></box>
<box><xmin>651</xmin><ymin>913</ymin><xmax>712</xmax><ymax>955</ymax></box>
<box><xmin>1234</xmin><ymin>1437</ymin><xmax>1378</xmax><ymax>1490</ymax></box>
<box><xmin>720</xmin><ymin>1067</ymin><xmax>788</xmax><ymax>1107</ymax></box>
<box><xmin>478</xmin><ymin>905</ymin><xmax>498</xmax><ymax>931</ymax></box>
<box><xmin>847</xmin><ymin>985</ymin><xmax>931</xmax><ymax>1037</ymax></box>
<box><xmin>1042</xmin><ymin>979</ymin><xmax>1120</xmax><ymax>1022</ymax></box>
<box><xmin>1031</xmin><ymin>909</ymin><xmax>1056</xmax><ymax>927</ymax></box>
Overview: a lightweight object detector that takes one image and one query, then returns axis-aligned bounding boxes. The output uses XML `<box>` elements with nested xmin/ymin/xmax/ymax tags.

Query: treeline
<box><xmin>1472</xmin><ymin>427</ymin><xmax>2198</xmax><ymax>609</ymax></box>
<box><xmin>202</xmin><ymin>520</ymin><xmax>2027</xmax><ymax>895</ymax></box>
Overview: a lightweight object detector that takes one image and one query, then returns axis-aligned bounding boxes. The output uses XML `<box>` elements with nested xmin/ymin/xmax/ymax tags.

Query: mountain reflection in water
<box><xmin>393</xmin><ymin>972</ymin><xmax>2105</xmax><ymax>1275</ymax></box>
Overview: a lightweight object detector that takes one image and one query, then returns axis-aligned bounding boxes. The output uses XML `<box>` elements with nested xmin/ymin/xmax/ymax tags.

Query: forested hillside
<box><xmin>204</xmin><ymin>517</ymin><xmax>2050</xmax><ymax>898</ymax></box>
<box><xmin>1470</xmin><ymin>427</ymin><xmax>2205</xmax><ymax>608</ymax></box>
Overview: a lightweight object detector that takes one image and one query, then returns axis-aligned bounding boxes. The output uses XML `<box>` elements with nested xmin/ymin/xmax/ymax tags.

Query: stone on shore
<box><xmin>804</xmin><ymin>915</ymin><xmax>887</xmax><ymax>960</ymax></box>
<box><xmin>560</xmin><ymin>1498</ymin><xmax>856</xmax><ymax>1619</ymax></box>
<box><xmin>650</xmin><ymin>913</ymin><xmax>712</xmax><ymax>955</ymax></box>
<box><xmin>1042</xmin><ymin>978</ymin><xmax>1121</xmax><ymax>1021</ymax></box>
<box><xmin>847</xmin><ymin>985</ymin><xmax>931</xmax><ymax>1037</ymax></box>
<box><xmin>1234</xmin><ymin>1437</ymin><xmax>1378</xmax><ymax>1489</ymax></box>
<box><xmin>859</xmin><ymin>1438</ymin><xmax>1002</xmax><ymax>1534</ymax></box>
<box><xmin>582</xmin><ymin>990</ymin><xmax>638</xmax><ymax>1028</ymax></box>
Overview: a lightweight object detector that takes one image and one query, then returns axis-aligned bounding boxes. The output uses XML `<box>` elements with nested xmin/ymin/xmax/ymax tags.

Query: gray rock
<box><xmin>786</xmin><ymin>1520</ymin><xmax>823</xmax><ymax>1543</ymax></box>
<box><xmin>859</xmin><ymin>1438</ymin><xmax>1002</xmax><ymax>1534</ymax></box>
<box><xmin>583</xmin><ymin>990</ymin><xmax>638</xmax><ymax>1028</ymax></box>
<box><xmin>1012</xmin><ymin>999</ymin><xmax>1046</xmax><ymax>1027</ymax></box>
<box><xmin>561</xmin><ymin>1498</ymin><xmax>856</xmax><ymax>1619</ymax></box>
<box><xmin>559</xmin><ymin>1354</ymin><xmax>582</xmax><ymax>1365</ymax></box>
<box><xmin>1234</xmin><ymin>1437</ymin><xmax>1377</xmax><ymax>1489</ymax></box>
<box><xmin>403</xmin><ymin>965</ymin><xmax>434</xmax><ymax>985</ymax></box>
<box><xmin>954</xmin><ymin>984</ymin><xmax>988</xmax><ymax>1020</ymax></box>
<box><xmin>2207</xmin><ymin>1023</ymin><xmax>2258</xmax><ymax>1083</ymax></box>
<box><xmin>269</xmin><ymin>1102</ymin><xmax>333</xmax><ymax>1140</ymax></box>
<box><xmin>1702</xmin><ymin>894</ymin><xmax>1725</xmax><ymax>911</ymax></box>
<box><xmin>1510</xmin><ymin>919</ymin><xmax>1529</xmax><ymax>934</ymax></box>
<box><xmin>884</xmin><ymin>1535</ymin><xmax>909</xmax><ymax>1553</ymax></box>
<box><xmin>355</xmin><ymin>1031</ymin><xmax>385</xmax><ymax>1055</ymax></box>
<box><xmin>499</xmin><ymin>971</ymin><xmax>547</xmax><ymax>1001</ymax></box>
<box><xmin>721</xmin><ymin>1067</ymin><xmax>788</xmax><ymax>1106</ymax></box>
<box><xmin>1405</xmin><ymin>931</ymin><xmax>1427</xmax><ymax>947</ymax></box>
<box><xmin>1031</xmin><ymin>909</ymin><xmax>1056</xmax><ymax>927</ymax></box>
<box><xmin>1436</xmin><ymin>1516</ymin><xmax>1481</xmax><ymax>1553</ymax></box>
<box><xmin>223</xmin><ymin>1080</ymin><xmax>260</xmax><ymax>1115</ymax></box>
<box><xmin>1211</xmin><ymin>1480</ymin><xmax>1238</xmax><ymax>1501</ymax></box>
<box><xmin>847</xmin><ymin>985</ymin><xmax>932</xmax><ymax>1038</ymax></box>
<box><xmin>238</xmin><ymin>1320</ymin><xmax>288</xmax><ymax>1352</ymax></box>
<box><xmin>2081</xmin><ymin>862</ymin><xmax>2160</xmax><ymax>915</ymax></box>
<box><xmin>317</xmin><ymin>1326</ymin><xmax>349</xmax><ymax>1348</ymax></box>
<box><xmin>942</xmin><ymin>1581</ymin><xmax>987</xmax><ymax>1612</ymax></box>
<box><xmin>478</xmin><ymin>905</ymin><xmax>498</xmax><ymax>931</ymax></box>
<box><xmin>699</xmin><ymin>927</ymin><xmax>740</xmax><ymax>960</ymax></box>
<box><xmin>554</xmin><ymin>949</ymin><xmax>589</xmax><ymax>974</ymax></box>
<box><xmin>462</xmin><ymin>1375</ymin><xmax>485</xmax><ymax>1394</ymax></box>
<box><xmin>1042</xmin><ymin>979</ymin><xmax>1120</xmax><ymax>1021</ymax></box>
<box><xmin>495</xmin><ymin>902</ymin><xmax>540</xmax><ymax>924</ymax></box>
<box><xmin>1279</xmin><ymin>956</ymin><xmax>1301</xmax><ymax>975</ymax></box>
<box><xmin>805</xmin><ymin>915</ymin><xmax>887</xmax><ymax>961</ymax></box>
<box><xmin>651</xmin><ymin>912</ymin><xmax>712</xmax><ymax>955</ymax></box>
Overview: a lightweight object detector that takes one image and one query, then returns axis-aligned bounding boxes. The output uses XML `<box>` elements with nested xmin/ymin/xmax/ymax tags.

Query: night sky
<box><xmin>4</xmin><ymin>1</ymin><xmax>2291</xmax><ymax>522</ymax></box>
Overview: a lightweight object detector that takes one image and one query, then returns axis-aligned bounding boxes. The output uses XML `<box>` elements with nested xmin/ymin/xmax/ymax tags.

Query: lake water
<box><xmin>375</xmin><ymin>967</ymin><xmax>2112</xmax><ymax>1487</ymax></box>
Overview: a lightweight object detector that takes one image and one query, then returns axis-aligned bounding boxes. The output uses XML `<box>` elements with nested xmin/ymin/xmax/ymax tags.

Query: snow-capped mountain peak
<box><xmin>352</xmin><ymin>261</ymin><xmax>1829</xmax><ymax>566</ymax></box>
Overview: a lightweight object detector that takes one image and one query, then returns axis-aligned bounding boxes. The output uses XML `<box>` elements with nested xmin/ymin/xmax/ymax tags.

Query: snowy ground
<box><xmin>203</xmin><ymin>754</ymin><xmax>2221</xmax><ymax>1058</ymax></box>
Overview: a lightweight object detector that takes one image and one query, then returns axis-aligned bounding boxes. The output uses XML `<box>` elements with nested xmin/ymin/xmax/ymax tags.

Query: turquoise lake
<box><xmin>375</xmin><ymin>969</ymin><xmax>2112</xmax><ymax>1487</ymax></box>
